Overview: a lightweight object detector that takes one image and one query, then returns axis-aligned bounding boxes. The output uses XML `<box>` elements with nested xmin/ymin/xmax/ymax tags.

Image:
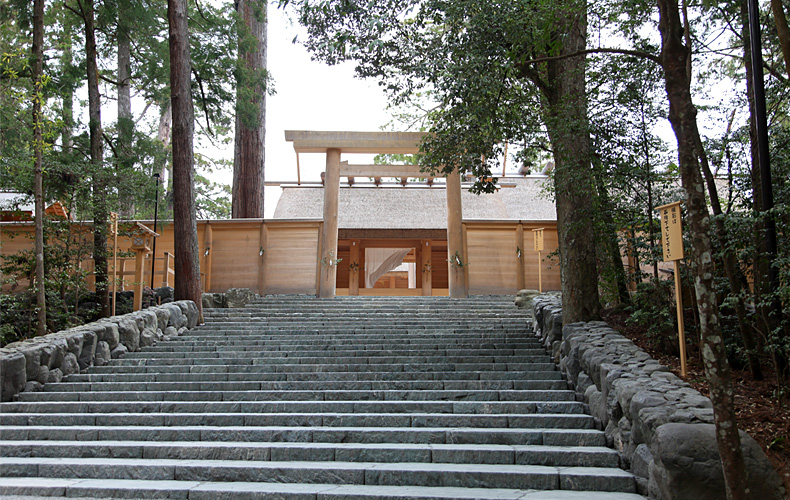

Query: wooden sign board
<box><xmin>533</xmin><ymin>228</ymin><xmax>544</xmax><ymax>252</ymax></box>
<box><xmin>656</xmin><ymin>202</ymin><xmax>684</xmax><ymax>262</ymax></box>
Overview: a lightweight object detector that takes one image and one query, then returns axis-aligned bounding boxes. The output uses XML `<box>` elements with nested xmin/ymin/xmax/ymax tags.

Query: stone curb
<box><xmin>0</xmin><ymin>300</ymin><xmax>199</xmax><ymax>402</ymax></box>
<box><xmin>532</xmin><ymin>294</ymin><xmax>783</xmax><ymax>500</ymax></box>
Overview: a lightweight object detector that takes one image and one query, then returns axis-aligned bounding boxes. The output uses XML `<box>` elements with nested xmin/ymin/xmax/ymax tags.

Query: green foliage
<box><xmin>625</xmin><ymin>280</ymin><xmax>682</xmax><ymax>353</ymax></box>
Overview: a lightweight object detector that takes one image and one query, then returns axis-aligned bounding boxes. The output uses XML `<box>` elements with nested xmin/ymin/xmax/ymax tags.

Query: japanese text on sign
<box><xmin>656</xmin><ymin>202</ymin><xmax>684</xmax><ymax>261</ymax></box>
<box><xmin>533</xmin><ymin>228</ymin><xmax>544</xmax><ymax>252</ymax></box>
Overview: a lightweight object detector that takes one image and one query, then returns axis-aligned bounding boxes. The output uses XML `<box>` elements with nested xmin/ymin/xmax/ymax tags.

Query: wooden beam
<box><xmin>516</xmin><ymin>224</ymin><xmax>525</xmax><ymax>290</ymax></box>
<box><xmin>258</xmin><ymin>222</ymin><xmax>267</xmax><ymax>294</ymax></box>
<box><xmin>446</xmin><ymin>171</ymin><xmax>467</xmax><ymax>298</ymax></box>
<box><xmin>349</xmin><ymin>239</ymin><xmax>360</xmax><ymax>296</ymax></box>
<box><xmin>421</xmin><ymin>239</ymin><xmax>432</xmax><ymax>296</ymax></box>
<box><xmin>285</xmin><ymin>130</ymin><xmax>426</xmax><ymax>154</ymax></box>
<box><xmin>319</xmin><ymin>148</ymin><xmax>341</xmax><ymax>298</ymax></box>
<box><xmin>340</xmin><ymin>163</ymin><xmax>426</xmax><ymax>178</ymax></box>
<box><xmin>203</xmin><ymin>223</ymin><xmax>213</xmax><ymax>292</ymax></box>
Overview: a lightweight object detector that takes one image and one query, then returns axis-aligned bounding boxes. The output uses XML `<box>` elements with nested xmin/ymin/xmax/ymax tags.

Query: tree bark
<box><xmin>168</xmin><ymin>0</ymin><xmax>203</xmax><ymax>320</ymax></box>
<box><xmin>542</xmin><ymin>8</ymin><xmax>601</xmax><ymax>323</ymax></box>
<box><xmin>33</xmin><ymin>0</ymin><xmax>47</xmax><ymax>336</ymax></box>
<box><xmin>232</xmin><ymin>0</ymin><xmax>267</xmax><ymax>219</ymax></box>
<box><xmin>771</xmin><ymin>0</ymin><xmax>790</xmax><ymax>78</ymax></box>
<box><xmin>117</xmin><ymin>0</ymin><xmax>135</xmax><ymax>218</ymax></box>
<box><xmin>81</xmin><ymin>0</ymin><xmax>110</xmax><ymax>318</ymax></box>
<box><xmin>157</xmin><ymin>101</ymin><xmax>172</xmax><ymax>187</ymax></box>
<box><xmin>656</xmin><ymin>0</ymin><xmax>748</xmax><ymax>498</ymax></box>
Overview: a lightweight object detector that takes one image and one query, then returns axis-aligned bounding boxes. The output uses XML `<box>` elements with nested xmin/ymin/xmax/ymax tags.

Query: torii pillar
<box><xmin>446</xmin><ymin>171</ymin><xmax>467</xmax><ymax>297</ymax></box>
<box><xmin>319</xmin><ymin>148</ymin><xmax>341</xmax><ymax>298</ymax></box>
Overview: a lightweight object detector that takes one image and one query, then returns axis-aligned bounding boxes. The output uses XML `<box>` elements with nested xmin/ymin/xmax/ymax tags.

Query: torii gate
<box><xmin>285</xmin><ymin>130</ymin><xmax>467</xmax><ymax>298</ymax></box>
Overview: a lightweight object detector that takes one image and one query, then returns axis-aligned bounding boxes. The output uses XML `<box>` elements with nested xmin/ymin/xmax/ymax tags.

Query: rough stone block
<box><xmin>514</xmin><ymin>289</ymin><xmax>540</xmax><ymax>309</ymax></box>
<box><xmin>116</xmin><ymin>316</ymin><xmax>140</xmax><ymax>352</ymax></box>
<box><xmin>23</xmin><ymin>381</ymin><xmax>44</xmax><ymax>393</ymax></box>
<box><xmin>60</xmin><ymin>353</ymin><xmax>80</xmax><ymax>376</ymax></box>
<box><xmin>1</xmin><ymin>352</ymin><xmax>26</xmax><ymax>402</ymax></box>
<box><xmin>96</xmin><ymin>321</ymin><xmax>120</xmax><ymax>350</ymax></box>
<box><xmin>47</xmin><ymin>367</ymin><xmax>63</xmax><ymax>383</ymax></box>
<box><xmin>111</xmin><ymin>343</ymin><xmax>128</xmax><ymax>359</ymax></box>
<box><xmin>139</xmin><ymin>328</ymin><xmax>157</xmax><ymax>347</ymax></box>
<box><xmin>94</xmin><ymin>341</ymin><xmax>111</xmax><ymax>367</ymax></box>
<box><xmin>77</xmin><ymin>330</ymin><xmax>97</xmax><ymax>370</ymax></box>
<box><xmin>162</xmin><ymin>303</ymin><xmax>186</xmax><ymax>329</ymax></box>
<box><xmin>653</xmin><ymin>422</ymin><xmax>784</xmax><ymax>500</ymax></box>
<box><xmin>226</xmin><ymin>288</ymin><xmax>256</xmax><ymax>308</ymax></box>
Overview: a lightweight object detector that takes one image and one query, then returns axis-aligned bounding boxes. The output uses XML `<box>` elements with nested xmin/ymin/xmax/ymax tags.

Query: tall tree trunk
<box><xmin>60</xmin><ymin>14</ymin><xmax>74</xmax><ymax>150</ymax></box>
<box><xmin>231</xmin><ymin>0</ymin><xmax>267</xmax><ymax>219</ymax></box>
<box><xmin>33</xmin><ymin>0</ymin><xmax>47</xmax><ymax>336</ymax></box>
<box><xmin>117</xmin><ymin>0</ymin><xmax>135</xmax><ymax>218</ymax></box>
<box><xmin>157</xmin><ymin>101</ymin><xmax>172</xmax><ymax>188</ymax></box>
<box><xmin>81</xmin><ymin>0</ymin><xmax>110</xmax><ymax>318</ymax></box>
<box><xmin>656</xmin><ymin>0</ymin><xmax>748</xmax><ymax>498</ymax></box>
<box><xmin>168</xmin><ymin>0</ymin><xmax>203</xmax><ymax>320</ymax></box>
<box><xmin>771</xmin><ymin>0</ymin><xmax>790</xmax><ymax>78</ymax></box>
<box><xmin>543</xmin><ymin>7</ymin><xmax>601</xmax><ymax>323</ymax></box>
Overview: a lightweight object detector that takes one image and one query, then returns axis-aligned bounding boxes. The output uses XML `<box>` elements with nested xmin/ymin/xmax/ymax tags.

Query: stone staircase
<box><xmin>0</xmin><ymin>295</ymin><xmax>644</xmax><ymax>499</ymax></box>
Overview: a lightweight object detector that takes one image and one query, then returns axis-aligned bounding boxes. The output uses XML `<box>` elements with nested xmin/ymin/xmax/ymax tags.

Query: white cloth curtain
<box><xmin>408</xmin><ymin>263</ymin><xmax>416</xmax><ymax>288</ymax></box>
<box><xmin>365</xmin><ymin>248</ymin><xmax>412</xmax><ymax>288</ymax></box>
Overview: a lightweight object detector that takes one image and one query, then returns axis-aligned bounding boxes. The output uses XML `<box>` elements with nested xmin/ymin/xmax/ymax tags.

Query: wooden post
<box><xmin>133</xmin><ymin>249</ymin><xmax>146</xmax><ymax>311</ymax></box>
<box><xmin>349</xmin><ymin>239</ymin><xmax>360</xmax><ymax>296</ymax></box>
<box><xmin>111</xmin><ymin>213</ymin><xmax>118</xmax><ymax>316</ymax></box>
<box><xmin>258</xmin><ymin>222</ymin><xmax>267</xmax><ymax>295</ymax></box>
<box><xmin>516</xmin><ymin>224</ymin><xmax>525</xmax><ymax>291</ymax></box>
<box><xmin>446</xmin><ymin>171</ymin><xmax>466</xmax><ymax>298</ymax></box>
<box><xmin>421</xmin><ymin>239</ymin><xmax>433</xmax><ymax>296</ymax></box>
<box><xmin>533</xmin><ymin>228</ymin><xmax>544</xmax><ymax>293</ymax></box>
<box><xmin>657</xmin><ymin>201</ymin><xmax>687</xmax><ymax>377</ymax></box>
<box><xmin>162</xmin><ymin>253</ymin><xmax>172</xmax><ymax>287</ymax></box>
<box><xmin>319</xmin><ymin>148</ymin><xmax>341</xmax><ymax>298</ymax></box>
<box><xmin>674</xmin><ymin>260</ymin><xmax>688</xmax><ymax>378</ymax></box>
<box><xmin>118</xmin><ymin>259</ymin><xmax>126</xmax><ymax>291</ymax></box>
<box><xmin>203</xmin><ymin>223</ymin><xmax>213</xmax><ymax>292</ymax></box>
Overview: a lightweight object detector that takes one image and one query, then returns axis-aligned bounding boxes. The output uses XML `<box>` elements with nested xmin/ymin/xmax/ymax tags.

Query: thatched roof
<box><xmin>273</xmin><ymin>176</ymin><xmax>556</xmax><ymax>229</ymax></box>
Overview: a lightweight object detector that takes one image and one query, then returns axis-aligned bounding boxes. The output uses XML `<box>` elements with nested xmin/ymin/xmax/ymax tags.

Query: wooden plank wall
<box><xmin>262</xmin><ymin>222</ymin><xmax>321</xmax><ymax>294</ymax></box>
<box><xmin>2</xmin><ymin>220</ymin><xmax>559</xmax><ymax>296</ymax></box>
<box><xmin>464</xmin><ymin>222</ymin><xmax>560</xmax><ymax>295</ymax></box>
<box><xmin>465</xmin><ymin>224</ymin><xmax>519</xmax><ymax>295</ymax></box>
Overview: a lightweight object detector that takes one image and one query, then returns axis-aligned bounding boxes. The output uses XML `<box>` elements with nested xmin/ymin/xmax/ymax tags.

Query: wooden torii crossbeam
<box><xmin>285</xmin><ymin>130</ymin><xmax>467</xmax><ymax>298</ymax></box>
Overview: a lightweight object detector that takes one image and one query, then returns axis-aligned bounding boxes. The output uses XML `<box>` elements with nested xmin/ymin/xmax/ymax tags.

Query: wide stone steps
<box><xmin>0</xmin><ymin>425</ymin><xmax>609</xmax><ymax>446</ymax></box>
<box><xmin>0</xmin><ymin>478</ymin><xmax>645</xmax><ymax>500</ymax></box>
<box><xmin>0</xmin><ymin>441</ymin><xmax>620</xmax><ymax>467</ymax></box>
<box><xmin>0</xmin><ymin>295</ymin><xmax>642</xmax><ymax>499</ymax></box>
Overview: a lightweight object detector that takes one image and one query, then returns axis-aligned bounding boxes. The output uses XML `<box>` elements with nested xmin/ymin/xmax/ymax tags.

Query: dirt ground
<box><xmin>602</xmin><ymin>309</ymin><xmax>790</xmax><ymax>494</ymax></box>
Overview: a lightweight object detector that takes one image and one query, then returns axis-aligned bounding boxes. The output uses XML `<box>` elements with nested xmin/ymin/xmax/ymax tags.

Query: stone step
<box><xmin>0</xmin><ymin>440</ymin><xmax>620</xmax><ymax>467</ymax></box>
<box><xmin>80</xmin><ymin>365</ymin><xmax>563</xmax><ymax>380</ymax></box>
<box><xmin>26</xmin><ymin>381</ymin><xmax>564</xmax><ymax>395</ymax></box>
<box><xmin>63</xmin><ymin>369</ymin><xmax>564</xmax><ymax>383</ymax></box>
<box><xmin>0</xmin><ymin>412</ymin><xmax>595</xmax><ymax>429</ymax></box>
<box><xmin>139</xmin><ymin>345</ymin><xmax>546</xmax><ymax>354</ymax></box>
<box><xmin>107</xmin><ymin>360</ymin><xmax>558</xmax><ymax>373</ymax></box>
<box><xmin>7</xmin><ymin>399</ymin><xmax>580</xmax><ymax>414</ymax></box>
<box><xmin>0</xmin><ymin>425</ymin><xmax>608</xmax><ymax>446</ymax></box>
<box><xmin>0</xmin><ymin>457</ymin><xmax>636</xmax><ymax>492</ymax></box>
<box><xmin>0</xmin><ymin>478</ymin><xmax>647</xmax><ymax>500</ymax></box>
<box><xmin>35</xmin><ymin>381</ymin><xmax>571</xmax><ymax>394</ymax></box>
<box><xmin>119</xmin><ymin>351</ymin><xmax>550</xmax><ymax>362</ymax></box>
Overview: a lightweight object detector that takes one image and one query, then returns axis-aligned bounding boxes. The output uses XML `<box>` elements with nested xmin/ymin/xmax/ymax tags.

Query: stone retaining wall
<box><xmin>532</xmin><ymin>294</ymin><xmax>783</xmax><ymax>500</ymax></box>
<box><xmin>0</xmin><ymin>300</ymin><xmax>199</xmax><ymax>402</ymax></box>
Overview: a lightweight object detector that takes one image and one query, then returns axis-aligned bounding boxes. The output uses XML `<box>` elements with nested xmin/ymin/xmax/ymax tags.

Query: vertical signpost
<box><xmin>533</xmin><ymin>228</ymin><xmax>544</xmax><ymax>292</ymax></box>
<box><xmin>656</xmin><ymin>201</ymin><xmax>687</xmax><ymax>377</ymax></box>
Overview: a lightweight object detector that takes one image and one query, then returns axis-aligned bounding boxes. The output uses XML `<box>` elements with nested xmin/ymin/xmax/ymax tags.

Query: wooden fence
<box><xmin>1</xmin><ymin>219</ymin><xmax>561</xmax><ymax>296</ymax></box>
